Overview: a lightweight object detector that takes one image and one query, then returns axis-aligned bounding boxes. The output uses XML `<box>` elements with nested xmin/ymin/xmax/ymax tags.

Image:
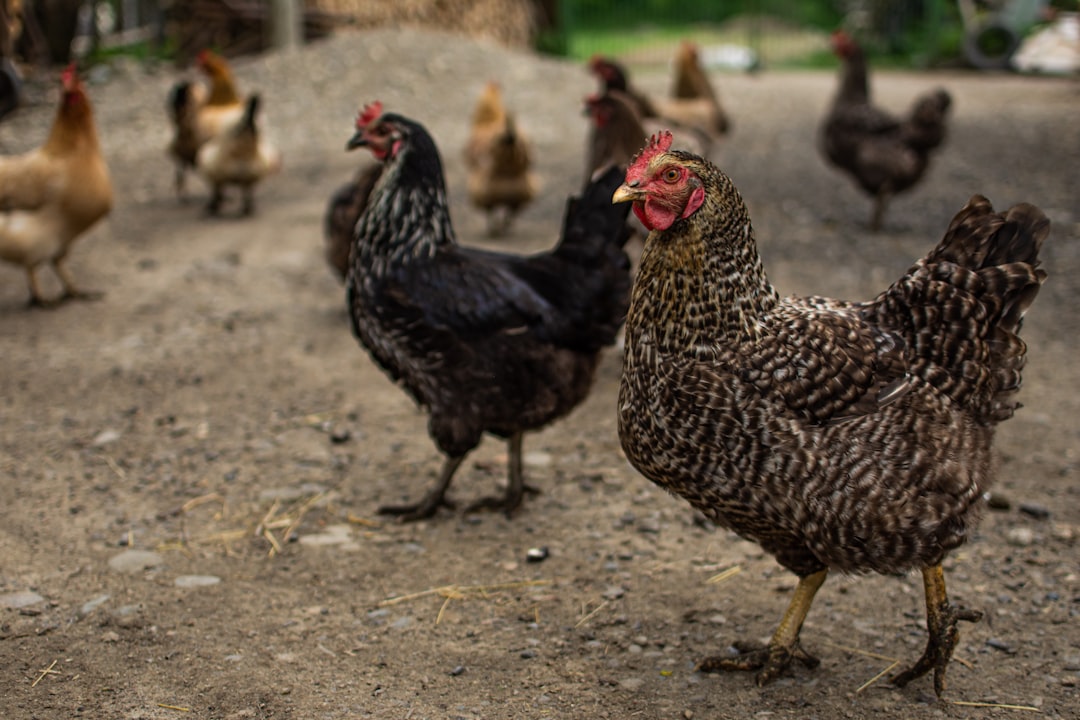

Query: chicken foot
<box><xmin>206</xmin><ymin>185</ymin><xmax>225</xmax><ymax>216</ymax></box>
<box><xmin>378</xmin><ymin>454</ymin><xmax>464</xmax><ymax>522</ymax></box>
<box><xmin>697</xmin><ymin>569</ymin><xmax>827</xmax><ymax>685</ymax></box>
<box><xmin>870</xmin><ymin>191</ymin><xmax>890</xmax><ymax>232</ymax></box>
<box><xmin>463</xmin><ymin>432</ymin><xmax>539</xmax><ymax>518</ymax></box>
<box><xmin>891</xmin><ymin>564</ymin><xmax>982</xmax><ymax>697</ymax></box>
<box><xmin>26</xmin><ymin>260</ymin><xmax>102</xmax><ymax>308</ymax></box>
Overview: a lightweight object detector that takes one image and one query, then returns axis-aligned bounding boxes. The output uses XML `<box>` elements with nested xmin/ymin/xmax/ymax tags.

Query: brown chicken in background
<box><xmin>463</xmin><ymin>81</ymin><xmax>538</xmax><ymax>236</ymax></box>
<box><xmin>323</xmin><ymin>160</ymin><xmax>381</xmax><ymax>281</ymax></box>
<box><xmin>344</xmin><ymin>101</ymin><xmax>631</xmax><ymax>521</ymax></box>
<box><xmin>821</xmin><ymin>30</ymin><xmax>952</xmax><ymax>230</ymax></box>
<box><xmin>590</xmin><ymin>50</ymin><xmax>728</xmax><ymax>154</ymax></box>
<box><xmin>668</xmin><ymin>40</ymin><xmax>731</xmax><ymax>137</ymax></box>
<box><xmin>195</xmin><ymin>93</ymin><xmax>282</xmax><ymax>216</ymax></box>
<box><xmin>584</xmin><ymin>90</ymin><xmax>708</xmax><ymax>183</ymax></box>
<box><xmin>588</xmin><ymin>55</ymin><xmax>661</xmax><ymax>120</ymax></box>
<box><xmin>583</xmin><ymin>90</ymin><xmax>708</xmax><ymax>267</ymax></box>
<box><xmin>0</xmin><ymin>64</ymin><xmax>112</xmax><ymax>307</ymax></box>
<box><xmin>614</xmin><ymin>132</ymin><xmax>1047</xmax><ymax>696</ymax></box>
<box><xmin>463</xmin><ymin>80</ymin><xmax>506</xmax><ymax>170</ymax></box>
<box><xmin>167</xmin><ymin>49</ymin><xmax>244</xmax><ymax>201</ymax></box>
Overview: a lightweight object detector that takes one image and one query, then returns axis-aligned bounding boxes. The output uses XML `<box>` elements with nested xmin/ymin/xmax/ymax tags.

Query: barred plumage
<box><xmin>614</xmin><ymin>131</ymin><xmax>1047</xmax><ymax>695</ymax></box>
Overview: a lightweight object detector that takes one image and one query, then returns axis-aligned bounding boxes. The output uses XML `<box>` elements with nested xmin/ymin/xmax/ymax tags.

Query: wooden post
<box><xmin>269</xmin><ymin>0</ymin><xmax>301</xmax><ymax>51</ymax></box>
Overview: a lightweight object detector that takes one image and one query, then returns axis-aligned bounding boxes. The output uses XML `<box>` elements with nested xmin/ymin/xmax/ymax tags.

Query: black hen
<box><xmin>344</xmin><ymin>102</ymin><xmax>632</xmax><ymax>521</ymax></box>
<box><xmin>821</xmin><ymin>30</ymin><xmax>952</xmax><ymax>230</ymax></box>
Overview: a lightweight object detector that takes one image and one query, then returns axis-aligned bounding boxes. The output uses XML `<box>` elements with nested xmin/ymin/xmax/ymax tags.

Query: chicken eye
<box><xmin>662</xmin><ymin>168</ymin><xmax>680</xmax><ymax>183</ymax></box>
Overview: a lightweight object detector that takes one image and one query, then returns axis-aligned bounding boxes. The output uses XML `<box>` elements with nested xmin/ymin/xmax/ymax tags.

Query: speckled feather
<box><xmin>346</xmin><ymin>111</ymin><xmax>631</xmax><ymax>461</ymax></box>
<box><xmin>619</xmin><ymin>148</ymin><xmax>1047</xmax><ymax>578</ymax></box>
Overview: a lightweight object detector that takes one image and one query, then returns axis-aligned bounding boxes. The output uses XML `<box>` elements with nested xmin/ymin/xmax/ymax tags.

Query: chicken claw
<box><xmin>697</xmin><ymin>639</ymin><xmax>821</xmax><ymax>685</ymax></box>
<box><xmin>377</xmin><ymin>455</ymin><xmax>463</xmax><ymax>522</ymax></box>
<box><xmin>696</xmin><ymin>569</ymin><xmax>827</xmax><ymax>685</ymax></box>
<box><xmin>891</xmin><ymin>565</ymin><xmax>983</xmax><ymax>697</ymax></box>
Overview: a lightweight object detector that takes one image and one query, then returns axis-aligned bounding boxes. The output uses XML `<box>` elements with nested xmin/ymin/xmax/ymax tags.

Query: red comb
<box><xmin>640</xmin><ymin>131</ymin><xmax>673</xmax><ymax>159</ymax></box>
<box><xmin>830</xmin><ymin>30</ymin><xmax>854</xmax><ymax>54</ymax></box>
<box><xmin>356</xmin><ymin>100</ymin><xmax>383</xmax><ymax>129</ymax></box>
<box><xmin>61</xmin><ymin>63</ymin><xmax>78</xmax><ymax>89</ymax></box>
<box><xmin>627</xmin><ymin>131</ymin><xmax>674</xmax><ymax>181</ymax></box>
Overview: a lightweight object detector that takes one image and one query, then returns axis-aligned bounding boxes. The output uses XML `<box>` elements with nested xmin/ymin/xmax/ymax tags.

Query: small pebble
<box><xmin>1005</xmin><ymin>527</ymin><xmax>1035</xmax><ymax>547</ymax></box>
<box><xmin>107</xmin><ymin>550</ymin><xmax>163</xmax><ymax>574</ymax></box>
<box><xmin>80</xmin><ymin>595</ymin><xmax>111</xmax><ymax>616</ymax></box>
<box><xmin>985</xmin><ymin>492</ymin><xmax>1011</xmax><ymax>510</ymax></box>
<box><xmin>526</xmin><ymin>546</ymin><xmax>549</xmax><ymax>563</ymax></box>
<box><xmin>603</xmin><ymin>586</ymin><xmax>626</xmax><ymax>600</ymax></box>
<box><xmin>986</xmin><ymin>638</ymin><xmax>1016</xmax><ymax>654</ymax></box>
<box><xmin>520</xmin><ymin>648</ymin><xmax>537</xmax><ymax>659</ymax></box>
<box><xmin>1018</xmin><ymin>502</ymin><xmax>1051</xmax><ymax>520</ymax></box>
<box><xmin>92</xmin><ymin>429</ymin><xmax>121</xmax><ymax>446</ymax></box>
<box><xmin>449</xmin><ymin>665</ymin><xmax>466</xmax><ymax>676</ymax></box>
<box><xmin>174</xmin><ymin>575</ymin><xmax>222</xmax><ymax>589</ymax></box>
<box><xmin>0</xmin><ymin>591</ymin><xmax>45</xmax><ymax>609</ymax></box>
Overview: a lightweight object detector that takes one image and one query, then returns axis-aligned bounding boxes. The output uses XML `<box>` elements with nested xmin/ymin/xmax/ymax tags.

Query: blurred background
<box><xmin>3</xmin><ymin>0</ymin><xmax>1077</xmax><ymax>73</ymax></box>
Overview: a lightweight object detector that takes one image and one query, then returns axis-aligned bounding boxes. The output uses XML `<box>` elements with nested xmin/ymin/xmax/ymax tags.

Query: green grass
<box><xmin>549</xmin><ymin>13</ymin><xmax>966</xmax><ymax>70</ymax></box>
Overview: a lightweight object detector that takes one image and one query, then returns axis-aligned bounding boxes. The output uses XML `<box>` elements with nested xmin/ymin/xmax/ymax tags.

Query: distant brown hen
<box><xmin>821</xmin><ymin>30</ymin><xmax>952</xmax><ymax>230</ymax></box>
<box><xmin>614</xmin><ymin>132</ymin><xmax>1047</xmax><ymax>696</ymax></box>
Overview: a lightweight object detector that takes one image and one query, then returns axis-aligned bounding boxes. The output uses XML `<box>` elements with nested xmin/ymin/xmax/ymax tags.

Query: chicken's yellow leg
<box><xmin>698</xmin><ymin>568</ymin><xmax>827</xmax><ymax>685</ymax></box>
<box><xmin>892</xmin><ymin>564</ymin><xmax>982</xmax><ymax>697</ymax></box>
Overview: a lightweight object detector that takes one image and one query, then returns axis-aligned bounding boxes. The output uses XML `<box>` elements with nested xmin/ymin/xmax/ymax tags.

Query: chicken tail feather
<box><xmin>871</xmin><ymin>195</ymin><xmax>1048</xmax><ymax>422</ymax></box>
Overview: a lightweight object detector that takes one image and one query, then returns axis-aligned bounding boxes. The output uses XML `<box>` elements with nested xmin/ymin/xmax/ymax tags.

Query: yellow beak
<box><xmin>612</xmin><ymin>183</ymin><xmax>644</xmax><ymax>205</ymax></box>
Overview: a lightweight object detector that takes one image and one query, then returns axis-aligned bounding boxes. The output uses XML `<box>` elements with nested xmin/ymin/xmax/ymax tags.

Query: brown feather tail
<box><xmin>871</xmin><ymin>196</ymin><xmax>1048</xmax><ymax>422</ymax></box>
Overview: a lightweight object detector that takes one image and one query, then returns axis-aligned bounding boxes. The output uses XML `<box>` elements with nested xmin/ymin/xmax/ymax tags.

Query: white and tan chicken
<box><xmin>195</xmin><ymin>93</ymin><xmax>281</xmax><ymax>216</ymax></box>
<box><xmin>0</xmin><ymin>64</ymin><xmax>112</xmax><ymax>307</ymax></box>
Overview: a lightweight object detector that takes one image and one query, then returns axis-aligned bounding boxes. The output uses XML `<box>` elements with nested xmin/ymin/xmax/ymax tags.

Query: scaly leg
<box><xmin>175</xmin><ymin>166</ymin><xmax>188</xmax><ymax>202</ymax></box>
<box><xmin>870</xmin><ymin>189</ymin><xmax>894</xmax><ymax>232</ymax></box>
<box><xmin>465</xmin><ymin>432</ymin><xmax>538</xmax><ymax>517</ymax></box>
<box><xmin>698</xmin><ymin>569</ymin><xmax>827</xmax><ymax>685</ymax></box>
<box><xmin>892</xmin><ymin>564</ymin><xmax>982</xmax><ymax>697</ymax></box>
<box><xmin>25</xmin><ymin>266</ymin><xmax>50</xmax><ymax>308</ymax></box>
<box><xmin>241</xmin><ymin>185</ymin><xmax>255</xmax><ymax>217</ymax></box>
<box><xmin>378</xmin><ymin>454</ymin><xmax>464</xmax><ymax>522</ymax></box>
<box><xmin>53</xmin><ymin>256</ymin><xmax>103</xmax><ymax>303</ymax></box>
<box><xmin>206</xmin><ymin>185</ymin><xmax>225</xmax><ymax>216</ymax></box>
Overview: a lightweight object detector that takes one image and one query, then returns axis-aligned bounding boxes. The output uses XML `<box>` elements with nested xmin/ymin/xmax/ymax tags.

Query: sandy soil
<box><xmin>0</xmin><ymin>29</ymin><xmax>1078</xmax><ymax>720</ymax></box>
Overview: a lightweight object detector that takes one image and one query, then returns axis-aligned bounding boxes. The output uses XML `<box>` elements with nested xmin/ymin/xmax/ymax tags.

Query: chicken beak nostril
<box><xmin>612</xmin><ymin>183</ymin><xmax>642</xmax><ymax>205</ymax></box>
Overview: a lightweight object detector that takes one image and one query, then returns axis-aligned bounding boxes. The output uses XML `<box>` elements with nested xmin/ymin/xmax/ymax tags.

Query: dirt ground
<box><xmin>0</xmin><ymin>29</ymin><xmax>1078</xmax><ymax>720</ymax></box>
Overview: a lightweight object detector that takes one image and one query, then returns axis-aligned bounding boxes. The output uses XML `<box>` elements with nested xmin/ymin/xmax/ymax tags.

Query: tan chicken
<box><xmin>0</xmin><ymin>64</ymin><xmax>112</xmax><ymax>307</ymax></box>
<box><xmin>195</xmin><ymin>93</ymin><xmax>282</xmax><ymax>216</ymax></box>
<box><xmin>463</xmin><ymin>80</ymin><xmax>506</xmax><ymax>171</ymax></box>
<box><xmin>614</xmin><ymin>132</ymin><xmax>1047</xmax><ymax>696</ymax></box>
<box><xmin>464</xmin><ymin>81</ymin><xmax>538</xmax><ymax>236</ymax></box>
<box><xmin>167</xmin><ymin>49</ymin><xmax>244</xmax><ymax>201</ymax></box>
<box><xmin>667</xmin><ymin>40</ymin><xmax>731</xmax><ymax>137</ymax></box>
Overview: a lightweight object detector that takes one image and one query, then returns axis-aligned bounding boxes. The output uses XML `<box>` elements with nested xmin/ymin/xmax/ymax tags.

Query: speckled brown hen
<box><xmin>345</xmin><ymin>102</ymin><xmax>631</xmax><ymax>521</ymax></box>
<box><xmin>614</xmin><ymin>132</ymin><xmax>1047</xmax><ymax>696</ymax></box>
